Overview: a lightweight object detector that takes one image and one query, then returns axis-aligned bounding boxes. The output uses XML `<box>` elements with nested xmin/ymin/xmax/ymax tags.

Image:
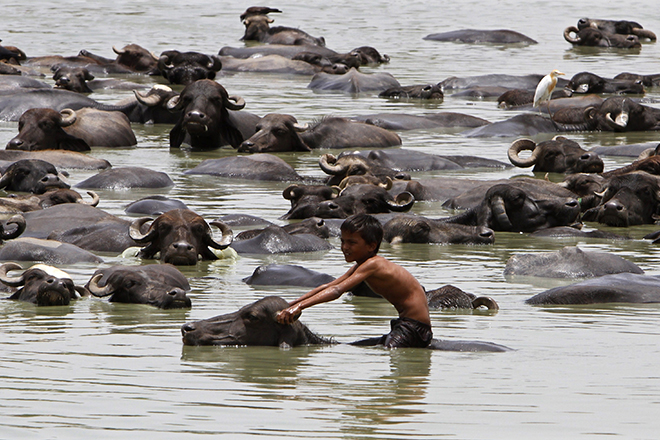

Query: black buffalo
<box><xmin>441</xmin><ymin>183</ymin><xmax>581</xmax><ymax>232</ymax></box>
<box><xmin>184</xmin><ymin>154</ymin><xmax>303</xmax><ymax>182</ymax></box>
<box><xmin>7</xmin><ymin>107</ymin><xmax>136</xmax><ymax>151</ymax></box>
<box><xmin>241</xmin><ymin>15</ymin><xmax>325</xmax><ymax>46</ymax></box>
<box><xmin>77</xmin><ymin>43</ymin><xmax>160</xmax><ymax>74</ymax></box>
<box><xmin>425</xmin><ymin>285</ymin><xmax>499</xmax><ymax>310</ymax></box>
<box><xmin>52</xmin><ymin>66</ymin><xmax>95</xmax><ymax>93</ymax></box>
<box><xmin>0</xmin><ymin>188</ymin><xmax>99</xmax><ymax>213</ymax></box>
<box><xmin>552</xmin><ymin>97</ymin><xmax>660</xmax><ymax>132</ymax></box>
<box><xmin>576</xmin><ymin>18</ymin><xmax>656</xmax><ymax>41</ymax></box>
<box><xmin>308</xmin><ymin>68</ymin><xmax>400</xmax><ymax>94</ymax></box>
<box><xmin>507</xmin><ymin>136</ymin><xmax>604</xmax><ymax>173</ymax></box>
<box><xmin>158</xmin><ymin>50</ymin><xmax>223</xmax><ymax>85</ymax></box>
<box><xmin>423</xmin><ymin>29</ymin><xmax>537</xmax><ymax>44</ymax></box>
<box><xmin>318</xmin><ymin>152</ymin><xmax>410</xmax><ymax>187</ymax></box>
<box><xmin>129</xmin><ymin>209</ymin><xmax>233</xmax><ymax>265</ymax></box>
<box><xmin>238</xmin><ymin>114</ymin><xmax>401</xmax><ymax>153</ymax></box>
<box><xmin>74</xmin><ymin>167</ymin><xmax>174</xmax><ymax>189</ymax></box>
<box><xmin>86</xmin><ymin>264</ymin><xmax>191</xmax><ymax>309</ymax></box>
<box><xmin>382</xmin><ymin>215</ymin><xmax>495</xmax><ymax>245</ymax></box>
<box><xmin>378</xmin><ymin>84</ymin><xmax>444</xmax><ymax>100</ymax></box>
<box><xmin>582</xmin><ymin>172</ymin><xmax>660</xmax><ymax>227</ymax></box>
<box><xmin>0</xmin><ymin>159</ymin><xmax>69</xmax><ymax>194</ymax></box>
<box><xmin>167</xmin><ymin>79</ymin><xmax>259</xmax><ymax>150</ymax></box>
<box><xmin>564</xmin><ymin>26</ymin><xmax>642</xmax><ymax>48</ymax></box>
<box><xmin>565</xmin><ymin>72</ymin><xmax>645</xmax><ymax>95</ymax></box>
<box><xmin>0</xmin><ymin>238</ymin><xmax>102</xmax><ymax>264</ymax></box>
<box><xmin>1</xmin><ymin>262</ymin><xmax>86</xmax><ymax>306</ymax></box>
<box><xmin>230</xmin><ymin>225</ymin><xmax>333</xmax><ymax>254</ymax></box>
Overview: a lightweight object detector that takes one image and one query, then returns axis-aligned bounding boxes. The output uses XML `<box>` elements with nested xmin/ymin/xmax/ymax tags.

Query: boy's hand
<box><xmin>276</xmin><ymin>305</ymin><xmax>302</xmax><ymax>325</ymax></box>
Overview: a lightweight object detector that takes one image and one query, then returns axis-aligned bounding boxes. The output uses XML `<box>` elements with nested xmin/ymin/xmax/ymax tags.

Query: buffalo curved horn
<box><xmin>379</xmin><ymin>176</ymin><xmax>393</xmax><ymax>190</ymax></box>
<box><xmin>0</xmin><ymin>262</ymin><xmax>25</xmax><ymax>287</ymax></box>
<box><xmin>471</xmin><ymin>296</ymin><xmax>500</xmax><ymax>310</ymax></box>
<box><xmin>207</xmin><ymin>220</ymin><xmax>234</xmax><ymax>249</ymax></box>
<box><xmin>605</xmin><ymin>111</ymin><xmax>628</xmax><ymax>128</ymax></box>
<box><xmin>564</xmin><ymin>26</ymin><xmax>581</xmax><ymax>44</ymax></box>
<box><xmin>78</xmin><ymin>191</ymin><xmax>100</xmax><ymax>207</ymax></box>
<box><xmin>59</xmin><ymin>109</ymin><xmax>77</xmax><ymax>127</ymax></box>
<box><xmin>292</xmin><ymin>122</ymin><xmax>309</xmax><ymax>132</ymax></box>
<box><xmin>387</xmin><ymin>191</ymin><xmax>415</xmax><ymax>212</ymax></box>
<box><xmin>225</xmin><ymin>95</ymin><xmax>246</xmax><ymax>111</ymax></box>
<box><xmin>0</xmin><ymin>172</ymin><xmax>12</xmax><ymax>190</ymax></box>
<box><xmin>282</xmin><ymin>184</ymin><xmax>302</xmax><ymax>200</ymax></box>
<box><xmin>633</xmin><ymin>28</ymin><xmax>657</xmax><ymax>41</ymax></box>
<box><xmin>491</xmin><ymin>195</ymin><xmax>512</xmax><ymax>230</ymax></box>
<box><xmin>2</xmin><ymin>214</ymin><xmax>26</xmax><ymax>240</ymax></box>
<box><xmin>129</xmin><ymin>217</ymin><xmax>157</xmax><ymax>243</ymax></box>
<box><xmin>508</xmin><ymin>138</ymin><xmax>540</xmax><ymax>168</ymax></box>
<box><xmin>165</xmin><ymin>94</ymin><xmax>182</xmax><ymax>111</ymax></box>
<box><xmin>87</xmin><ymin>273</ymin><xmax>114</xmax><ymax>297</ymax></box>
<box><xmin>319</xmin><ymin>154</ymin><xmax>346</xmax><ymax>175</ymax></box>
<box><xmin>134</xmin><ymin>89</ymin><xmax>162</xmax><ymax>106</ymax></box>
<box><xmin>112</xmin><ymin>45</ymin><xmax>126</xmax><ymax>55</ymax></box>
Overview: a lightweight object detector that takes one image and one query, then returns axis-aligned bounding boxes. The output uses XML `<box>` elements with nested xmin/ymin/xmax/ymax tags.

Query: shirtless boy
<box><xmin>276</xmin><ymin>213</ymin><xmax>433</xmax><ymax>348</ymax></box>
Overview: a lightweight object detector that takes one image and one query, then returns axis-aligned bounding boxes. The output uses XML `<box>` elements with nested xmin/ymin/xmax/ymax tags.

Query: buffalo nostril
<box><xmin>7</xmin><ymin>139</ymin><xmax>23</xmax><ymax>148</ymax></box>
<box><xmin>580</xmin><ymin>153</ymin><xmax>592</xmax><ymax>160</ymax></box>
<box><xmin>182</xmin><ymin>323</ymin><xmax>195</xmax><ymax>333</ymax></box>
<box><xmin>566</xmin><ymin>200</ymin><xmax>579</xmax><ymax>208</ymax></box>
<box><xmin>168</xmin><ymin>290</ymin><xmax>177</xmax><ymax>296</ymax></box>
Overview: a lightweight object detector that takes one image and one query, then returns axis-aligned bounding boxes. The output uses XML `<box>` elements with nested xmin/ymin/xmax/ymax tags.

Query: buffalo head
<box><xmin>1</xmin><ymin>262</ymin><xmax>86</xmax><ymax>306</ymax></box>
<box><xmin>7</xmin><ymin>108</ymin><xmax>90</xmax><ymax>152</ymax></box>
<box><xmin>167</xmin><ymin>79</ymin><xmax>246</xmax><ymax>150</ymax></box>
<box><xmin>52</xmin><ymin>66</ymin><xmax>94</xmax><ymax>93</ymax></box>
<box><xmin>508</xmin><ymin>136</ymin><xmax>604</xmax><ymax>174</ymax></box>
<box><xmin>238</xmin><ymin>113</ymin><xmax>311</xmax><ymax>153</ymax></box>
<box><xmin>158</xmin><ymin>50</ymin><xmax>223</xmax><ymax>85</ymax></box>
<box><xmin>129</xmin><ymin>208</ymin><xmax>233</xmax><ymax>265</ymax></box>
<box><xmin>0</xmin><ymin>159</ymin><xmax>70</xmax><ymax>194</ymax></box>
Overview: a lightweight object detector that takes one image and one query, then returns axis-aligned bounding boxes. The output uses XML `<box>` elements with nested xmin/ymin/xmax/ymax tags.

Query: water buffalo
<box><xmin>86</xmin><ymin>264</ymin><xmax>191</xmax><ymax>309</ymax></box>
<box><xmin>218</xmin><ymin>54</ymin><xmax>338</xmax><ymax>75</ymax></box>
<box><xmin>0</xmin><ymin>150</ymin><xmax>110</xmax><ymax>170</ymax></box>
<box><xmin>0</xmin><ymin>188</ymin><xmax>99</xmax><ymax>213</ymax></box>
<box><xmin>242</xmin><ymin>264</ymin><xmax>335</xmax><ymax>287</ymax></box>
<box><xmin>290</xmin><ymin>183</ymin><xmax>414</xmax><ymax>219</ymax></box>
<box><xmin>440</xmin><ymin>73</ymin><xmax>566</xmax><ymax>91</ymax></box>
<box><xmin>0</xmin><ymin>238</ymin><xmax>103</xmax><ymax>264</ymax></box>
<box><xmin>378</xmin><ymin>84</ymin><xmax>444</xmax><ymax>100</ymax></box>
<box><xmin>507</xmin><ymin>136</ymin><xmax>604</xmax><ymax>173</ymax></box>
<box><xmin>441</xmin><ymin>182</ymin><xmax>581</xmax><ymax>232</ymax></box>
<box><xmin>425</xmin><ymin>285</ymin><xmax>499</xmax><ymax>310</ymax></box>
<box><xmin>238</xmin><ymin>114</ymin><xmax>401</xmax><ymax>153</ymax></box>
<box><xmin>1</xmin><ymin>263</ymin><xmax>87</xmax><ymax>306</ymax></box>
<box><xmin>576</xmin><ymin>18</ymin><xmax>656</xmax><ymax>41</ymax></box>
<box><xmin>77</xmin><ymin>43</ymin><xmax>160</xmax><ymax>74</ymax></box>
<box><xmin>281</xmin><ymin>184</ymin><xmax>338</xmax><ymax>220</ymax></box>
<box><xmin>351</xmin><ymin>112</ymin><xmax>490</xmax><ymax>131</ymax></box>
<box><xmin>318</xmin><ymin>152</ymin><xmax>409</xmax><ymax>186</ymax></box>
<box><xmin>579</xmin><ymin>97</ymin><xmax>660</xmax><ymax>132</ymax></box>
<box><xmin>184</xmin><ymin>154</ymin><xmax>303</xmax><ymax>181</ymax></box>
<box><xmin>230</xmin><ymin>225</ymin><xmax>333</xmax><ymax>254</ymax></box>
<box><xmin>565</xmin><ymin>72</ymin><xmax>645</xmax><ymax>95</ymax></box>
<box><xmin>563</xmin><ymin>26</ymin><xmax>641</xmax><ymax>48</ymax></box>
<box><xmin>117</xmin><ymin>85</ymin><xmax>181</xmax><ymax>124</ymax></box>
<box><xmin>52</xmin><ymin>66</ymin><xmax>95</xmax><ymax>93</ymax></box>
<box><xmin>350</xmin><ymin>149</ymin><xmax>508</xmax><ymax>172</ymax></box>
<box><xmin>581</xmin><ymin>172</ymin><xmax>660</xmax><ymax>227</ymax></box>
<box><xmin>125</xmin><ymin>196</ymin><xmax>188</xmax><ymax>216</ymax></box>
<box><xmin>239</xmin><ymin>6</ymin><xmax>282</xmax><ymax>21</ymax></box>
<box><xmin>75</xmin><ymin>167</ymin><xmax>174</xmax><ymax>189</ymax></box>
<box><xmin>463</xmin><ymin>113</ymin><xmax>559</xmax><ymax>138</ymax></box>
<box><xmin>291</xmin><ymin>52</ymin><xmax>354</xmax><ymax>72</ymax></box>
<box><xmin>22</xmin><ymin>204</ymin><xmax>138</xmax><ymax>253</ymax></box>
<box><xmin>382</xmin><ymin>214</ymin><xmax>495</xmax><ymax>245</ymax></box>
<box><xmin>424</xmin><ymin>29</ymin><xmax>537</xmax><ymax>44</ymax></box>
<box><xmin>167</xmin><ymin>79</ymin><xmax>259</xmax><ymax>150</ymax></box>
<box><xmin>157</xmin><ymin>50</ymin><xmax>223</xmax><ymax>85</ymax></box>
<box><xmin>7</xmin><ymin>107</ymin><xmax>136</xmax><ymax>151</ymax></box>
<box><xmin>218</xmin><ymin>44</ymin><xmax>338</xmax><ymax>60</ymax></box>
<box><xmin>241</xmin><ymin>15</ymin><xmax>325</xmax><ymax>46</ymax></box>
<box><xmin>0</xmin><ymin>159</ymin><xmax>69</xmax><ymax>194</ymax></box>
<box><xmin>236</xmin><ymin>217</ymin><xmax>330</xmax><ymax>240</ymax></box>
<box><xmin>504</xmin><ymin>246</ymin><xmax>643</xmax><ymax>279</ymax></box>
<box><xmin>613</xmin><ymin>72</ymin><xmax>660</xmax><ymax>88</ymax></box>
<box><xmin>526</xmin><ymin>273</ymin><xmax>660</xmax><ymax>305</ymax></box>
<box><xmin>0</xmin><ymin>214</ymin><xmax>26</xmax><ymax>243</ymax></box>
<box><xmin>182</xmin><ymin>296</ymin><xmax>511</xmax><ymax>351</ymax></box>
<box><xmin>128</xmin><ymin>209</ymin><xmax>233</xmax><ymax>265</ymax></box>
<box><xmin>308</xmin><ymin>68</ymin><xmax>400</xmax><ymax>94</ymax></box>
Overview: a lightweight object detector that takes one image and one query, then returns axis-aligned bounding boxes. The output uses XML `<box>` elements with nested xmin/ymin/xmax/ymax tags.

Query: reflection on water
<box><xmin>2</xmin><ymin>0</ymin><xmax>660</xmax><ymax>438</ymax></box>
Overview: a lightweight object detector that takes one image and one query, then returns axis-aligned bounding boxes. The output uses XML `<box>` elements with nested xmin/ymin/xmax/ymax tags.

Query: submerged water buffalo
<box><xmin>77</xmin><ymin>44</ymin><xmax>161</xmax><ymax>74</ymax></box>
<box><xmin>241</xmin><ymin>15</ymin><xmax>325</xmax><ymax>46</ymax></box>
<box><xmin>556</xmin><ymin>97</ymin><xmax>660</xmax><ymax>132</ymax></box>
<box><xmin>218</xmin><ymin>54</ymin><xmax>339</xmax><ymax>75</ymax></box>
<box><xmin>184</xmin><ymin>154</ymin><xmax>303</xmax><ymax>181</ymax></box>
<box><xmin>230</xmin><ymin>225</ymin><xmax>333</xmax><ymax>254</ymax></box>
<box><xmin>565</xmin><ymin>72</ymin><xmax>645</xmax><ymax>95</ymax></box>
<box><xmin>236</xmin><ymin>217</ymin><xmax>330</xmax><ymax>240</ymax></box>
<box><xmin>0</xmin><ymin>237</ymin><xmax>103</xmax><ymax>264</ymax></box>
<box><xmin>7</xmin><ymin>107</ymin><xmax>136</xmax><ymax>151</ymax></box>
<box><xmin>576</xmin><ymin>18</ymin><xmax>656</xmax><ymax>41</ymax></box>
<box><xmin>167</xmin><ymin>79</ymin><xmax>260</xmax><ymax>150</ymax></box>
<box><xmin>1</xmin><ymin>263</ymin><xmax>87</xmax><ymax>306</ymax></box>
<box><xmin>0</xmin><ymin>159</ymin><xmax>69</xmax><ymax>194</ymax></box>
<box><xmin>351</xmin><ymin>112</ymin><xmax>490</xmax><ymax>131</ymax></box>
<box><xmin>129</xmin><ymin>209</ymin><xmax>233</xmax><ymax>265</ymax></box>
<box><xmin>86</xmin><ymin>264</ymin><xmax>191</xmax><ymax>309</ymax></box>
<box><xmin>378</xmin><ymin>84</ymin><xmax>444</xmax><ymax>100</ymax></box>
<box><xmin>182</xmin><ymin>296</ymin><xmax>511</xmax><ymax>351</ymax></box>
<box><xmin>319</xmin><ymin>152</ymin><xmax>411</xmax><ymax>187</ymax></box>
<box><xmin>581</xmin><ymin>171</ymin><xmax>660</xmax><ymax>227</ymax></box>
<box><xmin>0</xmin><ymin>188</ymin><xmax>99</xmax><ymax>213</ymax></box>
<box><xmin>383</xmin><ymin>214</ymin><xmax>495</xmax><ymax>245</ymax></box>
<box><xmin>504</xmin><ymin>246</ymin><xmax>643</xmax><ymax>279</ymax></box>
<box><xmin>526</xmin><ymin>273</ymin><xmax>660</xmax><ymax>305</ymax></box>
<box><xmin>242</xmin><ymin>264</ymin><xmax>335</xmax><ymax>288</ymax></box>
<box><xmin>507</xmin><ymin>136</ymin><xmax>604</xmax><ymax>173</ymax></box>
<box><xmin>157</xmin><ymin>50</ymin><xmax>223</xmax><ymax>85</ymax></box>
<box><xmin>441</xmin><ymin>182</ymin><xmax>581</xmax><ymax>232</ymax></box>
<box><xmin>237</xmin><ymin>114</ymin><xmax>401</xmax><ymax>153</ymax></box>
<box><xmin>124</xmin><ymin>196</ymin><xmax>188</xmax><ymax>216</ymax></box>
<box><xmin>75</xmin><ymin>167</ymin><xmax>173</xmax><ymax>189</ymax></box>
<box><xmin>308</xmin><ymin>68</ymin><xmax>400</xmax><ymax>94</ymax></box>
<box><xmin>563</xmin><ymin>26</ymin><xmax>642</xmax><ymax>48</ymax></box>
<box><xmin>0</xmin><ymin>215</ymin><xmax>26</xmax><ymax>244</ymax></box>
<box><xmin>425</xmin><ymin>285</ymin><xmax>499</xmax><ymax>310</ymax></box>
<box><xmin>424</xmin><ymin>29</ymin><xmax>537</xmax><ymax>44</ymax></box>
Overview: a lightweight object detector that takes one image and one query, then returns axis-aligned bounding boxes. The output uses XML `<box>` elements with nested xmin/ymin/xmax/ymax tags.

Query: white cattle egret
<box><xmin>533</xmin><ymin>69</ymin><xmax>565</xmax><ymax>107</ymax></box>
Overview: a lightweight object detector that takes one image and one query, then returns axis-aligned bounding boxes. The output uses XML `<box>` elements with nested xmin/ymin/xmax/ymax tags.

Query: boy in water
<box><xmin>276</xmin><ymin>213</ymin><xmax>433</xmax><ymax>348</ymax></box>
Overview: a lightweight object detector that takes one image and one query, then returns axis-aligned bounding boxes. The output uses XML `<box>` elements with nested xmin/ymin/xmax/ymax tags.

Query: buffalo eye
<box><xmin>243</xmin><ymin>311</ymin><xmax>260</xmax><ymax>323</ymax></box>
<box><xmin>123</xmin><ymin>279</ymin><xmax>136</xmax><ymax>289</ymax></box>
<box><xmin>273</xmin><ymin>127</ymin><xmax>287</xmax><ymax>136</ymax></box>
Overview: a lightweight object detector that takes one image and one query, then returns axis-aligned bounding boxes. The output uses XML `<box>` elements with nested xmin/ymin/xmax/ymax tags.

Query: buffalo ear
<box><xmin>7</xmin><ymin>289</ymin><xmax>24</xmax><ymax>300</ymax></box>
<box><xmin>220</xmin><ymin>124</ymin><xmax>245</xmax><ymax>149</ymax></box>
<box><xmin>278</xmin><ymin>325</ymin><xmax>299</xmax><ymax>349</ymax></box>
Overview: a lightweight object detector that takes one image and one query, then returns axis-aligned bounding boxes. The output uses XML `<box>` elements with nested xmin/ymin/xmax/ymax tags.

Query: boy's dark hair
<box><xmin>341</xmin><ymin>214</ymin><xmax>383</xmax><ymax>253</ymax></box>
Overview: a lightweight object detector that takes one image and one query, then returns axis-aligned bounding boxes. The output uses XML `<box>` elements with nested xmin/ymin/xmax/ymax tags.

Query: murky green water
<box><xmin>1</xmin><ymin>1</ymin><xmax>660</xmax><ymax>439</ymax></box>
